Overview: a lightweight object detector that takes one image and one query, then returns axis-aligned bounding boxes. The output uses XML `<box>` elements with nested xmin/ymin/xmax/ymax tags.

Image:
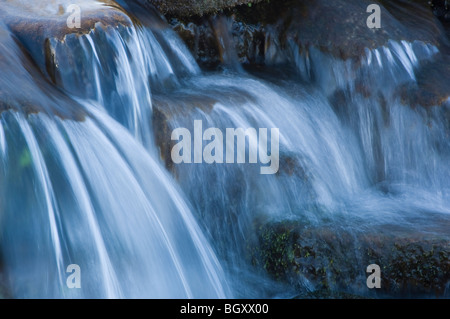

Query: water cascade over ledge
<box><xmin>0</xmin><ymin>0</ymin><xmax>449</xmax><ymax>298</ymax></box>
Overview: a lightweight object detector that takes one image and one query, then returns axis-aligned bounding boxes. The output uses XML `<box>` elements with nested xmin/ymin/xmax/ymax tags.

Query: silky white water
<box><xmin>0</xmin><ymin>0</ymin><xmax>449</xmax><ymax>298</ymax></box>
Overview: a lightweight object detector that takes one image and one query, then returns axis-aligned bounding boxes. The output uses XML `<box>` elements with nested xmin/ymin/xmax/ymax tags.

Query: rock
<box><xmin>0</xmin><ymin>0</ymin><xmax>165</xmax><ymax>119</ymax></box>
<box><xmin>1</xmin><ymin>0</ymin><xmax>132</xmax><ymax>39</ymax></box>
<box><xmin>249</xmin><ymin>218</ymin><xmax>450</xmax><ymax>297</ymax></box>
<box><xmin>166</xmin><ymin>0</ymin><xmax>286</xmax><ymax>67</ymax></box>
<box><xmin>145</xmin><ymin>0</ymin><xmax>264</xmax><ymax>18</ymax></box>
<box><xmin>397</xmin><ymin>53</ymin><xmax>450</xmax><ymax>108</ymax></box>
<box><xmin>276</xmin><ymin>153</ymin><xmax>309</xmax><ymax>179</ymax></box>
<box><xmin>170</xmin><ymin>15</ymin><xmax>266</xmax><ymax>68</ymax></box>
<box><xmin>168</xmin><ymin>0</ymin><xmax>445</xmax><ymax>71</ymax></box>
<box><xmin>0</xmin><ymin>0</ymin><xmax>132</xmax><ymax>82</ymax></box>
<box><xmin>152</xmin><ymin>92</ymin><xmax>217</xmax><ymax>175</ymax></box>
<box><xmin>0</xmin><ymin>0</ymin><xmax>140</xmax><ymax>119</ymax></box>
<box><xmin>152</xmin><ymin>86</ymin><xmax>258</xmax><ymax>173</ymax></box>
<box><xmin>268</xmin><ymin>0</ymin><xmax>442</xmax><ymax>60</ymax></box>
<box><xmin>171</xmin><ymin>18</ymin><xmax>222</xmax><ymax>68</ymax></box>
<box><xmin>0</xmin><ymin>22</ymin><xmax>86</xmax><ymax>120</ymax></box>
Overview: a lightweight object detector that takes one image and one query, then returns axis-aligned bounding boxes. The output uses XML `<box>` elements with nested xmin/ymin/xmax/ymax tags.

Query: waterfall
<box><xmin>150</xmin><ymin>13</ymin><xmax>450</xmax><ymax>297</ymax></box>
<box><xmin>0</xmin><ymin>1</ymin><xmax>229</xmax><ymax>299</ymax></box>
<box><xmin>0</xmin><ymin>0</ymin><xmax>449</xmax><ymax>298</ymax></box>
<box><xmin>46</xmin><ymin>18</ymin><xmax>199</xmax><ymax>149</ymax></box>
<box><xmin>152</xmin><ymin>66</ymin><xmax>449</xmax><ymax>296</ymax></box>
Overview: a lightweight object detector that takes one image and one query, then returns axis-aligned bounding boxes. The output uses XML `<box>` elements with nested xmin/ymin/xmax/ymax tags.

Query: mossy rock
<box><xmin>146</xmin><ymin>0</ymin><xmax>265</xmax><ymax>18</ymax></box>
<box><xmin>250</xmin><ymin>219</ymin><xmax>450</xmax><ymax>298</ymax></box>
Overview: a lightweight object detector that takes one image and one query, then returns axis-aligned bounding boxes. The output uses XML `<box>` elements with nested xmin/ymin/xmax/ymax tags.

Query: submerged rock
<box><xmin>152</xmin><ymin>87</ymin><xmax>259</xmax><ymax>174</ymax></box>
<box><xmin>152</xmin><ymin>93</ymin><xmax>217</xmax><ymax>176</ymax></box>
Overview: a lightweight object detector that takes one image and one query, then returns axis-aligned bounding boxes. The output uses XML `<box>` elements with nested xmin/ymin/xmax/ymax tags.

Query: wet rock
<box><xmin>0</xmin><ymin>22</ymin><xmax>86</xmax><ymax>120</ymax></box>
<box><xmin>280</xmin><ymin>0</ymin><xmax>442</xmax><ymax>61</ymax></box>
<box><xmin>152</xmin><ymin>86</ymin><xmax>259</xmax><ymax>172</ymax></box>
<box><xmin>329</xmin><ymin>89</ymin><xmax>352</xmax><ymax>121</ymax></box>
<box><xmin>152</xmin><ymin>105</ymin><xmax>176</xmax><ymax>175</ymax></box>
<box><xmin>170</xmin><ymin>16</ymin><xmax>266</xmax><ymax>68</ymax></box>
<box><xmin>249</xmin><ymin>218</ymin><xmax>450</xmax><ymax>297</ymax></box>
<box><xmin>146</xmin><ymin>0</ymin><xmax>264</xmax><ymax>18</ymax></box>
<box><xmin>0</xmin><ymin>0</ymin><xmax>156</xmax><ymax>119</ymax></box>
<box><xmin>228</xmin><ymin>19</ymin><xmax>266</xmax><ymax>65</ymax></box>
<box><xmin>168</xmin><ymin>0</ymin><xmax>444</xmax><ymax>73</ymax></box>
<box><xmin>152</xmin><ymin>92</ymin><xmax>217</xmax><ymax>174</ymax></box>
<box><xmin>1</xmin><ymin>0</ymin><xmax>132</xmax><ymax>81</ymax></box>
<box><xmin>171</xmin><ymin>18</ymin><xmax>222</xmax><ymax>68</ymax></box>
<box><xmin>397</xmin><ymin>53</ymin><xmax>450</xmax><ymax>108</ymax></box>
<box><xmin>276</xmin><ymin>153</ymin><xmax>308</xmax><ymax>179</ymax></box>
<box><xmin>2</xmin><ymin>0</ymin><xmax>132</xmax><ymax>39</ymax></box>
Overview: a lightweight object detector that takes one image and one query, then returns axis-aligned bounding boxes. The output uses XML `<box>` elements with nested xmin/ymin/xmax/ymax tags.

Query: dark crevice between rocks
<box><xmin>166</xmin><ymin>0</ymin><xmax>294</xmax><ymax>69</ymax></box>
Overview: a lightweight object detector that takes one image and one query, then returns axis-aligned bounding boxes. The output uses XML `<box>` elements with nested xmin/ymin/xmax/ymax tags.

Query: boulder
<box><xmin>249</xmin><ymin>218</ymin><xmax>450</xmax><ymax>298</ymax></box>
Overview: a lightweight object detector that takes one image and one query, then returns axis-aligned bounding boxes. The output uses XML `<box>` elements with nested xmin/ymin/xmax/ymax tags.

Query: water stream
<box><xmin>0</xmin><ymin>0</ymin><xmax>449</xmax><ymax>298</ymax></box>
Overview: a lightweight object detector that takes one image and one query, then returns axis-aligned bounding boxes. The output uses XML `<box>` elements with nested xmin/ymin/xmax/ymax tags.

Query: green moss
<box><xmin>249</xmin><ymin>220</ymin><xmax>450</xmax><ymax>297</ymax></box>
<box><xmin>250</xmin><ymin>221</ymin><xmax>298</xmax><ymax>280</ymax></box>
<box><xmin>149</xmin><ymin>0</ymin><xmax>266</xmax><ymax>18</ymax></box>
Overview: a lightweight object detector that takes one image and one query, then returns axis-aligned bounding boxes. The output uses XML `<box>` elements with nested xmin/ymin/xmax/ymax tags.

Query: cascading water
<box><xmin>152</xmin><ymin>68</ymin><xmax>450</xmax><ymax>296</ymax></box>
<box><xmin>0</xmin><ymin>0</ymin><xmax>229</xmax><ymax>298</ymax></box>
<box><xmin>0</xmin><ymin>0</ymin><xmax>449</xmax><ymax>299</ymax></box>
<box><xmin>150</xmin><ymin>2</ymin><xmax>450</xmax><ymax>297</ymax></box>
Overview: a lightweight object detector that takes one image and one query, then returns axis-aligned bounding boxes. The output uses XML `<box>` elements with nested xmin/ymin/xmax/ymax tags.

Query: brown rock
<box><xmin>146</xmin><ymin>0</ymin><xmax>264</xmax><ymax>18</ymax></box>
<box><xmin>250</xmin><ymin>217</ymin><xmax>450</xmax><ymax>297</ymax></box>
